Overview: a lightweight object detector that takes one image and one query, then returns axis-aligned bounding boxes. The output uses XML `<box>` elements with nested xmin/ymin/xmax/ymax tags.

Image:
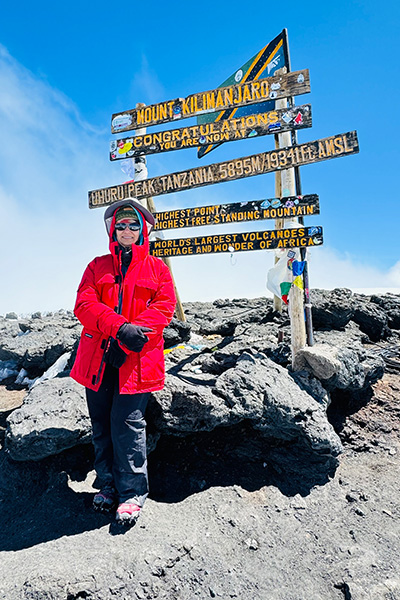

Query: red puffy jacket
<box><xmin>70</xmin><ymin>207</ymin><xmax>176</xmax><ymax>394</ymax></box>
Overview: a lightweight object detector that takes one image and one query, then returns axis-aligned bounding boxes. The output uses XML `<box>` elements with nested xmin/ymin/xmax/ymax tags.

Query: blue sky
<box><xmin>0</xmin><ymin>0</ymin><xmax>399</xmax><ymax>313</ymax></box>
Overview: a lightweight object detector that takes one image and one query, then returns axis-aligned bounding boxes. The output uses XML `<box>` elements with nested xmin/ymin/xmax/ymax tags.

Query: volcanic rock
<box><xmin>150</xmin><ymin>352</ymin><xmax>341</xmax><ymax>458</ymax></box>
<box><xmin>163</xmin><ymin>317</ymin><xmax>191</xmax><ymax>348</ymax></box>
<box><xmin>0</xmin><ymin>312</ymin><xmax>81</xmax><ymax>377</ymax></box>
<box><xmin>311</xmin><ymin>288</ymin><xmax>355</xmax><ymax>329</ymax></box>
<box><xmin>294</xmin><ymin>343</ymin><xmax>385</xmax><ymax>392</ymax></box>
<box><xmin>352</xmin><ymin>294</ymin><xmax>389</xmax><ymax>341</ymax></box>
<box><xmin>0</xmin><ymin>290</ymin><xmax>399</xmax><ymax>600</ymax></box>
<box><xmin>371</xmin><ymin>293</ymin><xmax>400</xmax><ymax>330</ymax></box>
<box><xmin>5</xmin><ymin>377</ymin><xmax>90</xmax><ymax>461</ymax></box>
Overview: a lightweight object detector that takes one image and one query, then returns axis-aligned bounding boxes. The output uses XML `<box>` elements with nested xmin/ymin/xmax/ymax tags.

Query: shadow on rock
<box><xmin>0</xmin><ymin>445</ymin><xmax>113</xmax><ymax>552</ymax></box>
<box><xmin>327</xmin><ymin>387</ymin><xmax>374</xmax><ymax>436</ymax></box>
<box><xmin>148</xmin><ymin>421</ymin><xmax>338</xmax><ymax>503</ymax></box>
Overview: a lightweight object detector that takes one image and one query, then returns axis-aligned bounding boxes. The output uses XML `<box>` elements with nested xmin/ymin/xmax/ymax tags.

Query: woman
<box><xmin>71</xmin><ymin>198</ymin><xmax>176</xmax><ymax>523</ymax></box>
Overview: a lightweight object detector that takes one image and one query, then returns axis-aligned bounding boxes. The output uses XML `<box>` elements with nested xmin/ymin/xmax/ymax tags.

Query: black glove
<box><xmin>105</xmin><ymin>339</ymin><xmax>128</xmax><ymax>368</ymax></box>
<box><xmin>117</xmin><ymin>323</ymin><xmax>152</xmax><ymax>353</ymax></box>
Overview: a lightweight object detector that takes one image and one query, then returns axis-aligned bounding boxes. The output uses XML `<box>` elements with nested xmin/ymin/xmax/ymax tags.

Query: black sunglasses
<box><xmin>115</xmin><ymin>222</ymin><xmax>141</xmax><ymax>231</ymax></box>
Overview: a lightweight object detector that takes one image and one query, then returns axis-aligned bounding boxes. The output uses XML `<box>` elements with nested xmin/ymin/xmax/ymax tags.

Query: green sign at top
<box><xmin>197</xmin><ymin>29</ymin><xmax>290</xmax><ymax>158</ymax></box>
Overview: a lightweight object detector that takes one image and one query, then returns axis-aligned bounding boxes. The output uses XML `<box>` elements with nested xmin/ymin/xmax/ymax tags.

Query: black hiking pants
<box><xmin>86</xmin><ymin>365</ymin><xmax>149</xmax><ymax>507</ymax></box>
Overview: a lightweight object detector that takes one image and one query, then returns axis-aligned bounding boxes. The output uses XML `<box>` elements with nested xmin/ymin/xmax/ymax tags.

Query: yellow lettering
<box><xmin>216</xmin><ymin>90</ymin><xmax>224</xmax><ymax>108</ymax></box>
<box><xmin>182</xmin><ymin>98</ymin><xmax>190</xmax><ymax>116</ymax></box>
<box><xmin>318</xmin><ymin>142</ymin><xmax>326</xmax><ymax>158</ymax></box>
<box><xmin>206</xmin><ymin>92</ymin><xmax>215</xmax><ymax>110</ymax></box>
<box><xmin>223</xmin><ymin>88</ymin><xmax>233</xmax><ymax>105</ymax></box>
<box><xmin>251</xmin><ymin>82</ymin><xmax>261</xmax><ymax>99</ymax></box>
<box><xmin>334</xmin><ymin>136</ymin><xmax>344</xmax><ymax>153</ymax></box>
<box><xmin>221</xmin><ymin>120</ymin><xmax>230</xmax><ymax>133</ymax></box>
<box><xmin>260</xmin><ymin>81</ymin><xmax>269</xmax><ymax>98</ymax></box>
<box><xmin>268</xmin><ymin>111</ymin><xmax>278</xmax><ymax>124</ymax></box>
<box><xmin>136</xmin><ymin>109</ymin><xmax>145</xmax><ymax>125</ymax></box>
<box><xmin>243</xmin><ymin>84</ymin><xmax>252</xmax><ymax>102</ymax></box>
<box><xmin>256</xmin><ymin>113</ymin><xmax>269</xmax><ymax>126</ymax></box>
<box><xmin>325</xmin><ymin>139</ymin><xmax>335</xmax><ymax>156</ymax></box>
<box><xmin>153</xmin><ymin>133</ymin><xmax>162</xmax><ymax>145</ymax></box>
<box><xmin>343</xmin><ymin>136</ymin><xmax>352</xmax><ymax>153</ymax></box>
<box><xmin>234</xmin><ymin>86</ymin><xmax>242</xmax><ymax>104</ymax></box>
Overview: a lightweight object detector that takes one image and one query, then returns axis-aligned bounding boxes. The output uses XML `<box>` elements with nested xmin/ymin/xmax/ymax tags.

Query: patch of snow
<box><xmin>30</xmin><ymin>351</ymin><xmax>71</xmax><ymax>389</ymax></box>
<box><xmin>0</xmin><ymin>360</ymin><xmax>19</xmax><ymax>382</ymax></box>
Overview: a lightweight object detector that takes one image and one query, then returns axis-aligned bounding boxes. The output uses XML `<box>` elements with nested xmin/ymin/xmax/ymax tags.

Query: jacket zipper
<box><xmin>94</xmin><ymin>248</ymin><xmax>124</xmax><ymax>386</ymax></box>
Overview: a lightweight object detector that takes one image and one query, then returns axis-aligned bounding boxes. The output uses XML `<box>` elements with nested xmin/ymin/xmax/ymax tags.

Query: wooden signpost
<box><xmin>154</xmin><ymin>194</ymin><xmax>319</xmax><ymax>231</ymax></box>
<box><xmin>89</xmin><ymin>132</ymin><xmax>359</xmax><ymax>207</ymax></box>
<box><xmin>150</xmin><ymin>226</ymin><xmax>323</xmax><ymax>258</ymax></box>
<box><xmin>110</xmin><ymin>105</ymin><xmax>312</xmax><ymax>159</ymax></box>
<box><xmin>111</xmin><ymin>69</ymin><xmax>310</xmax><ymax>133</ymax></box>
<box><xmin>88</xmin><ymin>31</ymin><xmax>360</xmax><ymax>366</ymax></box>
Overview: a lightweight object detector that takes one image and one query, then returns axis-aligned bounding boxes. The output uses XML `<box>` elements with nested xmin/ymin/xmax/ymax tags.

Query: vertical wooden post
<box><xmin>284</xmin><ymin>28</ymin><xmax>314</xmax><ymax>348</ymax></box>
<box><xmin>273</xmin><ymin>133</ymin><xmax>283</xmax><ymax>313</ymax></box>
<box><xmin>133</xmin><ymin>103</ymin><xmax>186</xmax><ymax>322</ymax></box>
<box><xmin>279</xmin><ymin>31</ymin><xmax>308</xmax><ymax>361</ymax></box>
<box><xmin>272</xmin><ymin>84</ymin><xmax>287</xmax><ymax>314</ymax></box>
<box><xmin>278</xmin><ymin>129</ymin><xmax>306</xmax><ymax>360</ymax></box>
<box><xmin>271</xmin><ymin>99</ymin><xmax>306</xmax><ymax>362</ymax></box>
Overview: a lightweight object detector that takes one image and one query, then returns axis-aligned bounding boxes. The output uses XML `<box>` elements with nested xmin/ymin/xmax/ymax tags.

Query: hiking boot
<box><xmin>93</xmin><ymin>487</ymin><xmax>117</xmax><ymax>513</ymax></box>
<box><xmin>116</xmin><ymin>501</ymin><xmax>141</xmax><ymax>524</ymax></box>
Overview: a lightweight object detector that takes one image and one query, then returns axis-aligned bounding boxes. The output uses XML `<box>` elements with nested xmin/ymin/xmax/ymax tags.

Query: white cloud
<box><xmin>171</xmin><ymin>245</ymin><xmax>400</xmax><ymax>303</ymax></box>
<box><xmin>0</xmin><ymin>45</ymin><xmax>109</xmax><ymax>315</ymax></box>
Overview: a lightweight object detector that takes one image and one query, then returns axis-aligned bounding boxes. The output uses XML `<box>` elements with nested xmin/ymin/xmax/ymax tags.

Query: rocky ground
<box><xmin>0</xmin><ymin>290</ymin><xmax>399</xmax><ymax>600</ymax></box>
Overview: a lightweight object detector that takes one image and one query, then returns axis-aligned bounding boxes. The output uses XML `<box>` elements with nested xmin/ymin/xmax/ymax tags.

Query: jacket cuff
<box><xmin>108</xmin><ymin>315</ymin><xmax>127</xmax><ymax>339</ymax></box>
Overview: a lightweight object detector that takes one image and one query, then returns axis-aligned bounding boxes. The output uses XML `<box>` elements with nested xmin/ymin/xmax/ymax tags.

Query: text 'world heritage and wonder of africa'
<box><xmin>149</xmin><ymin>227</ymin><xmax>323</xmax><ymax>257</ymax></box>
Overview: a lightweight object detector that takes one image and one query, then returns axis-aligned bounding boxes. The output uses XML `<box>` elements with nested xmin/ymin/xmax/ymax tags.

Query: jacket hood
<box><xmin>104</xmin><ymin>197</ymin><xmax>155</xmax><ymax>235</ymax></box>
<box><xmin>105</xmin><ymin>198</ymin><xmax>154</xmax><ymax>265</ymax></box>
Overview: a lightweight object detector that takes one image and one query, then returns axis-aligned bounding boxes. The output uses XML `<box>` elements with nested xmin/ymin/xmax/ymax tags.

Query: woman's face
<box><xmin>115</xmin><ymin>218</ymin><xmax>141</xmax><ymax>247</ymax></box>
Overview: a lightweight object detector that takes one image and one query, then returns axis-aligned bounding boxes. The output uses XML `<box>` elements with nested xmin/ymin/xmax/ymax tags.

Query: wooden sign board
<box><xmin>110</xmin><ymin>105</ymin><xmax>312</xmax><ymax>160</ymax></box>
<box><xmin>111</xmin><ymin>69</ymin><xmax>310</xmax><ymax>133</ymax></box>
<box><xmin>89</xmin><ymin>132</ymin><xmax>358</xmax><ymax>208</ymax></box>
<box><xmin>154</xmin><ymin>194</ymin><xmax>319</xmax><ymax>231</ymax></box>
<box><xmin>150</xmin><ymin>226</ymin><xmax>323</xmax><ymax>257</ymax></box>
